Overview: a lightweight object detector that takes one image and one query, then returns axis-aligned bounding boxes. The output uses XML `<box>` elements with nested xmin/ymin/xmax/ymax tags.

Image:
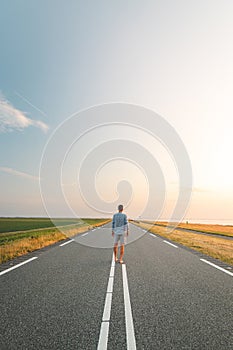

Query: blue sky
<box><xmin>0</xmin><ymin>1</ymin><xmax>233</xmax><ymax>220</ymax></box>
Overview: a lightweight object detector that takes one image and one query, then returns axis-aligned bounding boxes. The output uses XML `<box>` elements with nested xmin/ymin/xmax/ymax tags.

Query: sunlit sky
<box><xmin>0</xmin><ymin>1</ymin><xmax>233</xmax><ymax>221</ymax></box>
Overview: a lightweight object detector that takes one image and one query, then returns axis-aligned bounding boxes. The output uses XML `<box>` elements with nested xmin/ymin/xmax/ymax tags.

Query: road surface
<box><xmin>0</xmin><ymin>223</ymin><xmax>232</xmax><ymax>349</ymax></box>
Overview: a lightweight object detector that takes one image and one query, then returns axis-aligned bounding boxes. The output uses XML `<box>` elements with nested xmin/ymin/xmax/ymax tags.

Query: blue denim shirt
<box><xmin>112</xmin><ymin>212</ymin><xmax>128</xmax><ymax>234</ymax></box>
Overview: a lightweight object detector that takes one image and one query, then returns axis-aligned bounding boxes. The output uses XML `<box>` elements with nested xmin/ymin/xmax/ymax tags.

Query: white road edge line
<box><xmin>200</xmin><ymin>259</ymin><xmax>233</xmax><ymax>277</ymax></box>
<box><xmin>163</xmin><ymin>240</ymin><xmax>178</xmax><ymax>248</ymax></box>
<box><xmin>59</xmin><ymin>239</ymin><xmax>74</xmax><ymax>247</ymax></box>
<box><xmin>97</xmin><ymin>254</ymin><xmax>115</xmax><ymax>350</ymax></box>
<box><xmin>0</xmin><ymin>257</ymin><xmax>38</xmax><ymax>276</ymax></box>
<box><xmin>122</xmin><ymin>264</ymin><xmax>137</xmax><ymax>350</ymax></box>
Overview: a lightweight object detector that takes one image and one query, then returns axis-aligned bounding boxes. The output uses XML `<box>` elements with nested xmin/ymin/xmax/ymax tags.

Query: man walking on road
<box><xmin>112</xmin><ymin>204</ymin><xmax>129</xmax><ymax>264</ymax></box>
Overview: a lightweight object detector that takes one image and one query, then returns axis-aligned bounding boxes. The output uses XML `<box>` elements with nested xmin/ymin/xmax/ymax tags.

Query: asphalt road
<box><xmin>0</xmin><ymin>223</ymin><xmax>232</xmax><ymax>349</ymax></box>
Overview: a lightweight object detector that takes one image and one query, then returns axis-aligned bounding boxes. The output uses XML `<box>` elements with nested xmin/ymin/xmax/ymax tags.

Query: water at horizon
<box><xmin>184</xmin><ymin>219</ymin><xmax>233</xmax><ymax>226</ymax></box>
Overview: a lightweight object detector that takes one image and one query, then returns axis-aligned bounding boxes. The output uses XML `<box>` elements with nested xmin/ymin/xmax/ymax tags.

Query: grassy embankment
<box><xmin>152</xmin><ymin>221</ymin><xmax>233</xmax><ymax>238</ymax></box>
<box><xmin>132</xmin><ymin>221</ymin><xmax>233</xmax><ymax>265</ymax></box>
<box><xmin>0</xmin><ymin>218</ymin><xmax>111</xmax><ymax>264</ymax></box>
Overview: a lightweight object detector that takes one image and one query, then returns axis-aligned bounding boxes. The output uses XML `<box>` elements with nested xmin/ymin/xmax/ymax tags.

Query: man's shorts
<box><xmin>113</xmin><ymin>233</ymin><xmax>125</xmax><ymax>245</ymax></box>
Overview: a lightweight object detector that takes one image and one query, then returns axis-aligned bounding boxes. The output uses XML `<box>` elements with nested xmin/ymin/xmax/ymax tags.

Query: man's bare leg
<box><xmin>120</xmin><ymin>244</ymin><xmax>124</xmax><ymax>263</ymax></box>
<box><xmin>114</xmin><ymin>243</ymin><xmax>118</xmax><ymax>262</ymax></box>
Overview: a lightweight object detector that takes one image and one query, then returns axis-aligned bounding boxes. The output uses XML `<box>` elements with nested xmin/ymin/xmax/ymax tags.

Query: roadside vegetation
<box><xmin>151</xmin><ymin>221</ymin><xmax>233</xmax><ymax>238</ymax></box>
<box><xmin>132</xmin><ymin>221</ymin><xmax>233</xmax><ymax>265</ymax></box>
<box><xmin>0</xmin><ymin>217</ymin><xmax>106</xmax><ymax>233</ymax></box>
<box><xmin>0</xmin><ymin>218</ymin><xmax>110</xmax><ymax>264</ymax></box>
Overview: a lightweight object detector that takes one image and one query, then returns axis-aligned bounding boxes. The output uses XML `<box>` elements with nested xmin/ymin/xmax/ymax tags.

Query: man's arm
<box><xmin>124</xmin><ymin>214</ymin><xmax>129</xmax><ymax>236</ymax></box>
<box><xmin>112</xmin><ymin>214</ymin><xmax>115</xmax><ymax>236</ymax></box>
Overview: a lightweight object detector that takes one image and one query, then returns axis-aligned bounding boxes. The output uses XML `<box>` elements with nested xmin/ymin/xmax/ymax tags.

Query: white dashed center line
<box><xmin>98</xmin><ymin>254</ymin><xmax>137</xmax><ymax>349</ymax></box>
<box><xmin>97</xmin><ymin>254</ymin><xmax>115</xmax><ymax>350</ymax></box>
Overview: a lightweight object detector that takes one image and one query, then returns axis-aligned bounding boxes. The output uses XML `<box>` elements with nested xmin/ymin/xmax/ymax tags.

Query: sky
<box><xmin>0</xmin><ymin>0</ymin><xmax>233</xmax><ymax>221</ymax></box>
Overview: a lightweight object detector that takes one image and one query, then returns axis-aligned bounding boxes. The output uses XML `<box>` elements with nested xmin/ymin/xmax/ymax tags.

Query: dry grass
<box><xmin>154</xmin><ymin>221</ymin><xmax>233</xmax><ymax>237</ymax></box>
<box><xmin>0</xmin><ymin>230</ymin><xmax>65</xmax><ymax>264</ymax></box>
<box><xmin>0</xmin><ymin>219</ymin><xmax>110</xmax><ymax>264</ymax></box>
<box><xmin>134</xmin><ymin>222</ymin><xmax>233</xmax><ymax>266</ymax></box>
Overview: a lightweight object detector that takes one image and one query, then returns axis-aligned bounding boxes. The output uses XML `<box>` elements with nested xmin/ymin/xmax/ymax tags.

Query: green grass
<box><xmin>80</xmin><ymin>218</ymin><xmax>110</xmax><ymax>225</ymax></box>
<box><xmin>0</xmin><ymin>217</ymin><xmax>110</xmax><ymax>245</ymax></box>
<box><xmin>0</xmin><ymin>217</ymin><xmax>108</xmax><ymax>234</ymax></box>
<box><xmin>0</xmin><ymin>217</ymin><xmax>79</xmax><ymax>233</ymax></box>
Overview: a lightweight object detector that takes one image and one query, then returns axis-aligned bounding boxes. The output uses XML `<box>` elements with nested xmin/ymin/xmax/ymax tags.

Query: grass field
<box><xmin>0</xmin><ymin>218</ymin><xmax>111</xmax><ymax>264</ymax></box>
<box><xmin>0</xmin><ymin>217</ymin><xmax>105</xmax><ymax>233</ymax></box>
<box><xmin>133</xmin><ymin>221</ymin><xmax>233</xmax><ymax>265</ymax></box>
<box><xmin>153</xmin><ymin>221</ymin><xmax>233</xmax><ymax>238</ymax></box>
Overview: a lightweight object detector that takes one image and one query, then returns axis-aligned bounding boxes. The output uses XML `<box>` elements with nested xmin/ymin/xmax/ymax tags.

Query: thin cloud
<box><xmin>0</xmin><ymin>94</ymin><xmax>49</xmax><ymax>133</ymax></box>
<box><xmin>14</xmin><ymin>91</ymin><xmax>47</xmax><ymax>117</ymax></box>
<box><xmin>0</xmin><ymin>167</ymin><xmax>39</xmax><ymax>181</ymax></box>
